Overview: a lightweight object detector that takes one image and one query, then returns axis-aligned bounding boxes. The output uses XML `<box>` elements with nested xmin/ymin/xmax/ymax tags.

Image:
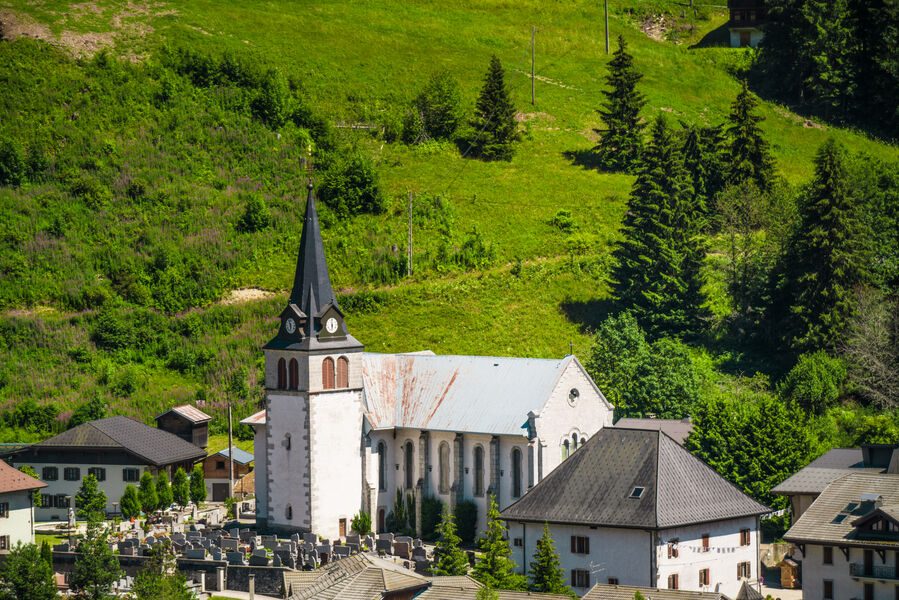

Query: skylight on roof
<box><xmin>832</xmin><ymin>514</ymin><xmax>849</xmax><ymax>524</ymax></box>
<box><xmin>629</xmin><ymin>486</ymin><xmax>645</xmax><ymax>499</ymax></box>
<box><xmin>844</xmin><ymin>502</ymin><xmax>859</xmax><ymax>513</ymax></box>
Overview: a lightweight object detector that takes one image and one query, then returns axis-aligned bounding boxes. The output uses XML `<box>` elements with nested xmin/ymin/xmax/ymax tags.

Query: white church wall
<box><xmin>496</xmin><ymin>435</ymin><xmax>528</xmax><ymax>510</ymax></box>
<box><xmin>252</xmin><ymin>424</ymin><xmax>268</xmax><ymax>524</ymax></box>
<box><xmin>265</xmin><ymin>392</ymin><xmax>310</xmax><ymax>532</ymax></box>
<box><xmin>308</xmin><ymin>389</ymin><xmax>365</xmax><ymax>539</ymax></box>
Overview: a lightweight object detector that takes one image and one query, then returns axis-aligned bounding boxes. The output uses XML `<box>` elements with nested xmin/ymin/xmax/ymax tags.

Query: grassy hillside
<box><xmin>0</xmin><ymin>0</ymin><xmax>896</xmax><ymax>438</ymax></box>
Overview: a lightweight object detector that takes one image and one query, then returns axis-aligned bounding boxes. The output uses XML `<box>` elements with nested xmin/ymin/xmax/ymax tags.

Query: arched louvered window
<box><xmin>277</xmin><ymin>358</ymin><xmax>287</xmax><ymax>389</ymax></box>
<box><xmin>474</xmin><ymin>445</ymin><xmax>485</xmax><ymax>497</ymax></box>
<box><xmin>512</xmin><ymin>447</ymin><xmax>523</xmax><ymax>498</ymax></box>
<box><xmin>322</xmin><ymin>357</ymin><xmax>335</xmax><ymax>390</ymax></box>
<box><xmin>562</xmin><ymin>439</ymin><xmax>570</xmax><ymax>460</ymax></box>
<box><xmin>572</xmin><ymin>433</ymin><xmax>579</xmax><ymax>451</ymax></box>
<box><xmin>404</xmin><ymin>441</ymin><xmax>414</xmax><ymax>489</ymax></box>
<box><xmin>337</xmin><ymin>356</ymin><xmax>349</xmax><ymax>388</ymax></box>
<box><xmin>438</xmin><ymin>442</ymin><xmax>450</xmax><ymax>494</ymax></box>
<box><xmin>288</xmin><ymin>358</ymin><xmax>299</xmax><ymax>390</ymax></box>
<box><xmin>378</xmin><ymin>441</ymin><xmax>387</xmax><ymax>491</ymax></box>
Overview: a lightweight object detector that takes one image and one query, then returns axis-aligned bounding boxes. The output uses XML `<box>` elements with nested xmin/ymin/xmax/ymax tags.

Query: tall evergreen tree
<box><xmin>189</xmin><ymin>464</ymin><xmax>207</xmax><ymax>505</ymax></box>
<box><xmin>71</xmin><ymin>521</ymin><xmax>121</xmax><ymax>600</ymax></box>
<box><xmin>726</xmin><ymin>82</ymin><xmax>776</xmax><ymax>191</ymax></box>
<box><xmin>0</xmin><ymin>543</ymin><xmax>57</xmax><ymax>600</ymax></box>
<box><xmin>594</xmin><ymin>36</ymin><xmax>646</xmax><ymax>172</ymax></box>
<box><xmin>472</xmin><ymin>495</ymin><xmax>527</xmax><ymax>590</ymax></box>
<box><xmin>171</xmin><ymin>467</ymin><xmax>190</xmax><ymax>508</ymax></box>
<box><xmin>75</xmin><ymin>474</ymin><xmax>107</xmax><ymax>521</ymax></box>
<box><xmin>120</xmin><ymin>485</ymin><xmax>141</xmax><ymax>519</ymax></box>
<box><xmin>529</xmin><ymin>524</ymin><xmax>574</xmax><ymax>597</ymax></box>
<box><xmin>470</xmin><ymin>55</ymin><xmax>519</xmax><ymax>161</ymax></box>
<box><xmin>681</xmin><ymin>123</ymin><xmax>726</xmax><ymax>205</ymax></box>
<box><xmin>431</xmin><ymin>508</ymin><xmax>470</xmax><ymax>576</ymax></box>
<box><xmin>139</xmin><ymin>471</ymin><xmax>158</xmax><ymax>514</ymax></box>
<box><xmin>156</xmin><ymin>471</ymin><xmax>173</xmax><ymax>511</ymax></box>
<box><xmin>131</xmin><ymin>540</ymin><xmax>194</xmax><ymax>600</ymax></box>
<box><xmin>612</xmin><ymin>116</ymin><xmax>707</xmax><ymax>335</ymax></box>
<box><xmin>786</xmin><ymin>139</ymin><xmax>867</xmax><ymax>351</ymax></box>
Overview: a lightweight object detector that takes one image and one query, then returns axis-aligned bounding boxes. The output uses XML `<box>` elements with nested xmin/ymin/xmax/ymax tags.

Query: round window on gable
<box><xmin>568</xmin><ymin>388</ymin><xmax>580</xmax><ymax>406</ymax></box>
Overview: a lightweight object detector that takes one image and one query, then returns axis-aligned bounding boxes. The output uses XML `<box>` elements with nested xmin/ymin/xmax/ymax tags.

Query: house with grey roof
<box><xmin>784</xmin><ymin>472</ymin><xmax>899</xmax><ymax>600</ymax></box>
<box><xmin>773</xmin><ymin>444</ymin><xmax>896</xmax><ymax>521</ymax></box>
<box><xmin>614</xmin><ymin>416</ymin><xmax>694</xmax><ymax>445</ymax></box>
<box><xmin>202</xmin><ymin>445</ymin><xmax>254</xmax><ymax>502</ymax></box>
<box><xmin>11</xmin><ymin>415</ymin><xmax>205</xmax><ymax>520</ymax></box>
<box><xmin>501</xmin><ymin>428</ymin><xmax>769</xmax><ymax>599</ymax></box>
<box><xmin>241</xmin><ymin>184</ymin><xmax>614</xmax><ymax>540</ymax></box>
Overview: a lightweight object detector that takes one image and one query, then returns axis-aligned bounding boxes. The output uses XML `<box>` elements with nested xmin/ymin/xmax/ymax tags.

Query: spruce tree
<box><xmin>171</xmin><ymin>467</ymin><xmax>190</xmax><ymax>508</ymax></box>
<box><xmin>75</xmin><ymin>474</ymin><xmax>107</xmax><ymax>521</ymax></box>
<box><xmin>726</xmin><ymin>82</ymin><xmax>776</xmax><ymax>191</ymax></box>
<box><xmin>681</xmin><ymin>123</ymin><xmax>726</xmax><ymax>205</ymax></box>
<box><xmin>594</xmin><ymin>36</ymin><xmax>646</xmax><ymax>172</ymax></box>
<box><xmin>529</xmin><ymin>524</ymin><xmax>573</xmax><ymax>596</ymax></box>
<box><xmin>786</xmin><ymin>139</ymin><xmax>867</xmax><ymax>351</ymax></box>
<box><xmin>431</xmin><ymin>508</ymin><xmax>470</xmax><ymax>576</ymax></box>
<box><xmin>470</xmin><ymin>55</ymin><xmax>519</xmax><ymax>161</ymax></box>
<box><xmin>189</xmin><ymin>464</ymin><xmax>207</xmax><ymax>505</ymax></box>
<box><xmin>0</xmin><ymin>543</ymin><xmax>57</xmax><ymax>600</ymax></box>
<box><xmin>71</xmin><ymin>521</ymin><xmax>122</xmax><ymax>600</ymax></box>
<box><xmin>139</xmin><ymin>471</ymin><xmax>159</xmax><ymax>514</ymax></box>
<box><xmin>156</xmin><ymin>471</ymin><xmax>173</xmax><ymax>511</ymax></box>
<box><xmin>611</xmin><ymin>116</ymin><xmax>707</xmax><ymax>335</ymax></box>
<box><xmin>473</xmin><ymin>495</ymin><xmax>527</xmax><ymax>590</ymax></box>
<box><xmin>120</xmin><ymin>485</ymin><xmax>141</xmax><ymax>519</ymax></box>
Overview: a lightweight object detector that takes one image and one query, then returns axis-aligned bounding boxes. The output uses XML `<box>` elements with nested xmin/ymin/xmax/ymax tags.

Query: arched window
<box><xmin>474</xmin><ymin>446</ymin><xmax>485</xmax><ymax>496</ymax></box>
<box><xmin>562</xmin><ymin>439</ymin><xmax>570</xmax><ymax>460</ymax></box>
<box><xmin>378</xmin><ymin>441</ymin><xmax>387</xmax><ymax>491</ymax></box>
<box><xmin>512</xmin><ymin>447</ymin><xmax>523</xmax><ymax>498</ymax></box>
<box><xmin>288</xmin><ymin>358</ymin><xmax>299</xmax><ymax>390</ymax></box>
<box><xmin>286</xmin><ymin>504</ymin><xmax>293</xmax><ymax>520</ymax></box>
<box><xmin>404</xmin><ymin>441</ymin><xmax>414</xmax><ymax>489</ymax></box>
<box><xmin>337</xmin><ymin>356</ymin><xmax>349</xmax><ymax>388</ymax></box>
<box><xmin>322</xmin><ymin>357</ymin><xmax>335</xmax><ymax>390</ymax></box>
<box><xmin>277</xmin><ymin>358</ymin><xmax>287</xmax><ymax>389</ymax></box>
<box><xmin>378</xmin><ymin>508</ymin><xmax>386</xmax><ymax>532</ymax></box>
<box><xmin>581</xmin><ymin>437</ymin><xmax>587</xmax><ymax>447</ymax></box>
<box><xmin>572</xmin><ymin>433</ymin><xmax>579</xmax><ymax>451</ymax></box>
<box><xmin>438</xmin><ymin>442</ymin><xmax>450</xmax><ymax>494</ymax></box>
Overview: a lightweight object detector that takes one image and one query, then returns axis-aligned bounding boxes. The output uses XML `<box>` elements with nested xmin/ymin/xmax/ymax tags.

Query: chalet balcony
<box><xmin>850</xmin><ymin>563</ymin><xmax>899</xmax><ymax>580</ymax></box>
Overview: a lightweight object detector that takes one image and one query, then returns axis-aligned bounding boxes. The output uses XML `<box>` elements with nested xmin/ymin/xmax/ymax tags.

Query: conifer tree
<box><xmin>172</xmin><ymin>467</ymin><xmax>190</xmax><ymax>508</ymax></box>
<box><xmin>156</xmin><ymin>471</ymin><xmax>173</xmax><ymax>511</ymax></box>
<box><xmin>611</xmin><ymin>116</ymin><xmax>708</xmax><ymax>335</ymax></box>
<box><xmin>431</xmin><ymin>508</ymin><xmax>470</xmax><ymax>576</ymax></box>
<box><xmin>529</xmin><ymin>524</ymin><xmax>574</xmax><ymax>596</ymax></box>
<box><xmin>71</xmin><ymin>521</ymin><xmax>121</xmax><ymax>600</ymax></box>
<box><xmin>681</xmin><ymin>123</ymin><xmax>726</xmax><ymax>205</ymax></box>
<box><xmin>470</xmin><ymin>55</ymin><xmax>519</xmax><ymax>161</ymax></box>
<box><xmin>75</xmin><ymin>474</ymin><xmax>107</xmax><ymax>521</ymax></box>
<box><xmin>786</xmin><ymin>139</ymin><xmax>867</xmax><ymax>351</ymax></box>
<box><xmin>189</xmin><ymin>464</ymin><xmax>207</xmax><ymax>505</ymax></box>
<box><xmin>726</xmin><ymin>82</ymin><xmax>776</xmax><ymax>191</ymax></box>
<box><xmin>120</xmin><ymin>485</ymin><xmax>141</xmax><ymax>519</ymax></box>
<box><xmin>594</xmin><ymin>36</ymin><xmax>646</xmax><ymax>172</ymax></box>
<box><xmin>139</xmin><ymin>471</ymin><xmax>158</xmax><ymax>514</ymax></box>
<box><xmin>473</xmin><ymin>495</ymin><xmax>527</xmax><ymax>590</ymax></box>
<box><xmin>0</xmin><ymin>542</ymin><xmax>57</xmax><ymax>600</ymax></box>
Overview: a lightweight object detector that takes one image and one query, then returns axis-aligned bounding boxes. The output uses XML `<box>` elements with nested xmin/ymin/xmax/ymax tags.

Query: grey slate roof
<box><xmin>583</xmin><ymin>583</ymin><xmax>727</xmax><ymax>600</ymax></box>
<box><xmin>289</xmin><ymin>553</ymin><xmax>428</xmax><ymax>599</ymax></box>
<box><xmin>291</xmin><ymin>183</ymin><xmax>337</xmax><ymax>313</ymax></box>
<box><xmin>785</xmin><ymin>472</ymin><xmax>899</xmax><ymax>547</ymax></box>
<box><xmin>614</xmin><ymin>417</ymin><xmax>694</xmax><ymax>445</ymax></box>
<box><xmin>772</xmin><ymin>448</ymin><xmax>882</xmax><ymax>495</ymax></box>
<box><xmin>22</xmin><ymin>416</ymin><xmax>205</xmax><ymax>467</ymax></box>
<box><xmin>362</xmin><ymin>353</ymin><xmax>608</xmax><ymax>436</ymax></box>
<box><xmin>501</xmin><ymin>428</ymin><xmax>768</xmax><ymax>529</ymax></box>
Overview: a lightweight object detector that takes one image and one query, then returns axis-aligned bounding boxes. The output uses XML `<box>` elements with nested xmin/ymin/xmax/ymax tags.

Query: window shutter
<box><xmin>585</xmin><ymin>536</ymin><xmax>590</xmax><ymax>554</ymax></box>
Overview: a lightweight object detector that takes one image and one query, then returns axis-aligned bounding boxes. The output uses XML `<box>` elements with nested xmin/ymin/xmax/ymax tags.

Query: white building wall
<box><xmin>656</xmin><ymin>516</ymin><xmax>760</xmax><ymax>599</ymax></box>
<box><xmin>508</xmin><ymin>521</ymin><xmax>654</xmax><ymax>594</ymax></box>
<box><xmin>0</xmin><ymin>490</ymin><xmax>37</xmax><ymax>549</ymax></box>
<box><xmin>13</xmin><ymin>461</ymin><xmax>148</xmax><ymax>520</ymax></box>
<box><xmin>799</xmin><ymin>543</ymin><xmax>899</xmax><ymax>600</ymax></box>
<box><xmin>533</xmin><ymin>360</ymin><xmax>613</xmax><ymax>483</ymax></box>
<box><xmin>252</xmin><ymin>424</ymin><xmax>268</xmax><ymax>522</ymax></box>
<box><xmin>265</xmin><ymin>391</ymin><xmax>310</xmax><ymax>532</ymax></box>
<box><xmin>308</xmin><ymin>389</ymin><xmax>364</xmax><ymax>539</ymax></box>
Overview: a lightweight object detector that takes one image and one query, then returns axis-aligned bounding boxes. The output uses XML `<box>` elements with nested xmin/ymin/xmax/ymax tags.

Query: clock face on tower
<box><xmin>325</xmin><ymin>317</ymin><xmax>338</xmax><ymax>334</ymax></box>
<box><xmin>285</xmin><ymin>318</ymin><xmax>296</xmax><ymax>334</ymax></box>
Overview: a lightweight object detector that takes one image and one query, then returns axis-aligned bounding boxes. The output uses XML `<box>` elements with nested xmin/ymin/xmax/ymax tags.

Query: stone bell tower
<box><xmin>260</xmin><ymin>182</ymin><xmax>364</xmax><ymax>537</ymax></box>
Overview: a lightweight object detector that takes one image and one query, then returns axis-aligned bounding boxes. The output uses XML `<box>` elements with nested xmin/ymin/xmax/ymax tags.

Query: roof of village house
<box><xmin>155</xmin><ymin>404</ymin><xmax>212</xmax><ymax>424</ymax></box>
<box><xmin>212</xmin><ymin>446</ymin><xmax>254</xmax><ymax>465</ymax></box>
<box><xmin>784</xmin><ymin>472</ymin><xmax>899</xmax><ymax>547</ymax></box>
<box><xmin>501</xmin><ymin>428</ymin><xmax>768</xmax><ymax>529</ymax></box>
<box><xmin>614</xmin><ymin>417</ymin><xmax>694</xmax><ymax>445</ymax></box>
<box><xmin>772</xmin><ymin>448</ymin><xmax>883</xmax><ymax>495</ymax></box>
<box><xmin>362</xmin><ymin>353</ymin><xmax>609</xmax><ymax>436</ymax></box>
<box><xmin>0</xmin><ymin>459</ymin><xmax>46</xmax><ymax>494</ymax></box>
<box><xmin>17</xmin><ymin>416</ymin><xmax>205</xmax><ymax>467</ymax></box>
<box><xmin>734</xmin><ymin>580</ymin><xmax>765</xmax><ymax>600</ymax></box>
<box><xmin>583</xmin><ymin>583</ymin><xmax>727</xmax><ymax>600</ymax></box>
<box><xmin>289</xmin><ymin>552</ymin><xmax>428</xmax><ymax>599</ymax></box>
<box><xmin>420</xmin><ymin>574</ymin><xmax>572</xmax><ymax>599</ymax></box>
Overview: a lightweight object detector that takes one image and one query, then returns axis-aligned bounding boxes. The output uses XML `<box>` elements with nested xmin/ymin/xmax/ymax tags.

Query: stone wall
<box><xmin>227</xmin><ymin>565</ymin><xmax>287</xmax><ymax>597</ymax></box>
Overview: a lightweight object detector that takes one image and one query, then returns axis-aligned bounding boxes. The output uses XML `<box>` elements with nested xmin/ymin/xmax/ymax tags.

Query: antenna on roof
<box><xmin>568</xmin><ymin>341</ymin><xmax>573</xmax><ymax>356</ymax></box>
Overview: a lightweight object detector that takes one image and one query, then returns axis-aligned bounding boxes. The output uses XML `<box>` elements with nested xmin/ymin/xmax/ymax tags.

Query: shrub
<box><xmin>224</xmin><ymin>496</ymin><xmax>237</xmax><ymax>520</ymax></box>
<box><xmin>319</xmin><ymin>152</ymin><xmax>386</xmax><ymax>216</ymax></box>
<box><xmin>237</xmin><ymin>193</ymin><xmax>272</xmax><ymax>233</ymax></box>
<box><xmin>779</xmin><ymin>351</ymin><xmax>847</xmax><ymax>415</ymax></box>
<box><xmin>421</xmin><ymin>496</ymin><xmax>444</xmax><ymax>540</ymax></box>
<box><xmin>91</xmin><ymin>310</ymin><xmax>135</xmax><ymax>351</ymax></box>
<box><xmin>414</xmin><ymin>70</ymin><xmax>464</xmax><ymax>140</ymax></box>
<box><xmin>454</xmin><ymin>227</ymin><xmax>496</xmax><ymax>270</ymax></box>
<box><xmin>68</xmin><ymin>174</ymin><xmax>112</xmax><ymax>209</ymax></box>
<box><xmin>0</xmin><ymin>137</ymin><xmax>26</xmax><ymax>186</ymax></box>
<box><xmin>549</xmin><ymin>209</ymin><xmax>577</xmax><ymax>233</ymax></box>
<box><xmin>351</xmin><ymin>511</ymin><xmax>372</xmax><ymax>535</ymax></box>
<box><xmin>402</xmin><ymin>109</ymin><xmax>426</xmax><ymax>144</ymax></box>
<box><xmin>454</xmin><ymin>499</ymin><xmax>478</xmax><ymax>545</ymax></box>
<box><xmin>251</xmin><ymin>68</ymin><xmax>293</xmax><ymax>129</ymax></box>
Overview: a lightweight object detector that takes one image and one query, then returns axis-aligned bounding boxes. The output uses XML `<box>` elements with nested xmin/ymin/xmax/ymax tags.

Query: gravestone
<box><xmin>227</xmin><ymin>551</ymin><xmax>246</xmax><ymax>566</ymax></box>
<box><xmin>394</xmin><ymin>541</ymin><xmax>411</xmax><ymax>560</ymax></box>
<box><xmin>376</xmin><ymin>538</ymin><xmax>393</xmax><ymax>555</ymax></box>
<box><xmin>377</xmin><ymin>533</ymin><xmax>394</xmax><ymax>542</ymax></box>
<box><xmin>221</xmin><ymin>538</ymin><xmax>239</xmax><ymax>552</ymax></box>
<box><xmin>303</xmin><ymin>533</ymin><xmax>317</xmax><ymax>545</ymax></box>
<box><xmin>248</xmin><ymin>553</ymin><xmax>270</xmax><ymax>567</ymax></box>
<box><xmin>185</xmin><ymin>548</ymin><xmax>207</xmax><ymax>560</ymax></box>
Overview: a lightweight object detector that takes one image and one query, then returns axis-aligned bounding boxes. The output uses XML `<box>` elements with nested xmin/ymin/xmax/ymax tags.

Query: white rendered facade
<box><xmin>797</xmin><ymin>543</ymin><xmax>899</xmax><ymax>600</ymax></box>
<box><xmin>0</xmin><ymin>489</ymin><xmax>39</xmax><ymax>550</ymax></box>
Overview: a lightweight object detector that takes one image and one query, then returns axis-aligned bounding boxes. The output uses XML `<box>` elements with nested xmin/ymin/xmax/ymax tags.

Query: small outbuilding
<box><xmin>155</xmin><ymin>404</ymin><xmax>212</xmax><ymax>451</ymax></box>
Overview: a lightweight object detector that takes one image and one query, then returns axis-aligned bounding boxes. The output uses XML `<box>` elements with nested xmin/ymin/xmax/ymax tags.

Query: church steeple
<box><xmin>290</xmin><ymin>182</ymin><xmax>337</xmax><ymax>316</ymax></box>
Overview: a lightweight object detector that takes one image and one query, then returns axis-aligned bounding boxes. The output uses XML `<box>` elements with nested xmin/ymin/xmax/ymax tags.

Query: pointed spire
<box><xmin>290</xmin><ymin>182</ymin><xmax>337</xmax><ymax>316</ymax></box>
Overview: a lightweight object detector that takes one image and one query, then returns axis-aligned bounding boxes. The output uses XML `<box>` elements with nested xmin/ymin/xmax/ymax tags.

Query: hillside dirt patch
<box><xmin>641</xmin><ymin>15</ymin><xmax>671</xmax><ymax>42</ymax></box>
<box><xmin>221</xmin><ymin>288</ymin><xmax>276</xmax><ymax>305</ymax></box>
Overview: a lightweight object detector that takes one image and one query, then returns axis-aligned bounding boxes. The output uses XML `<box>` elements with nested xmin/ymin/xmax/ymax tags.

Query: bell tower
<box><xmin>260</xmin><ymin>182</ymin><xmax>364</xmax><ymax>536</ymax></box>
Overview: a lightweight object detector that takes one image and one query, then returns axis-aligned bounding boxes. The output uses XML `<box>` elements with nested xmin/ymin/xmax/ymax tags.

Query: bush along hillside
<box><xmin>0</xmin><ymin>0</ymin><xmax>898</xmax><ymax>510</ymax></box>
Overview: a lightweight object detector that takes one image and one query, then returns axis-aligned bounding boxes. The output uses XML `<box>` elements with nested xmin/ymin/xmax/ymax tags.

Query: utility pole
<box><xmin>604</xmin><ymin>0</ymin><xmax>610</xmax><ymax>54</ymax></box>
<box><xmin>531</xmin><ymin>26</ymin><xmax>536</xmax><ymax>106</ymax></box>
<box><xmin>227</xmin><ymin>403</ymin><xmax>234</xmax><ymax>500</ymax></box>
<box><xmin>407</xmin><ymin>192</ymin><xmax>413</xmax><ymax>277</ymax></box>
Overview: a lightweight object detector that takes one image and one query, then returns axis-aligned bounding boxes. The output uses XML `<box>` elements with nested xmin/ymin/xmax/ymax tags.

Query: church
<box><xmin>243</xmin><ymin>184</ymin><xmax>614</xmax><ymax>539</ymax></box>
